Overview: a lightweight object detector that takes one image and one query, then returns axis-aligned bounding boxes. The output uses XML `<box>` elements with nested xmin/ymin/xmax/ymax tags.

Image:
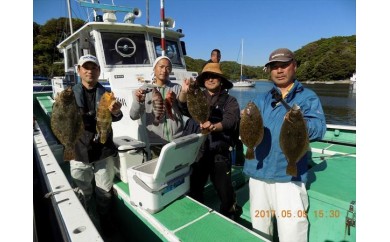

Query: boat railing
<box><xmin>33</xmin><ymin>120</ymin><xmax>103</xmax><ymax>241</ymax></box>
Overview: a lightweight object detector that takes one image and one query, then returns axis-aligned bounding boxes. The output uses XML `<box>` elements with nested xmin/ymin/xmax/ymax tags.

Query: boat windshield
<box><xmin>101</xmin><ymin>32</ymin><xmax>149</xmax><ymax>65</ymax></box>
<box><xmin>153</xmin><ymin>38</ymin><xmax>184</xmax><ymax>67</ymax></box>
<box><xmin>101</xmin><ymin>33</ymin><xmax>184</xmax><ymax>67</ymax></box>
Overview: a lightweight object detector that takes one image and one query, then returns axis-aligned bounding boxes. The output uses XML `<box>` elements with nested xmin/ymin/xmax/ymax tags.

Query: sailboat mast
<box><xmin>240</xmin><ymin>39</ymin><xmax>244</xmax><ymax>81</ymax></box>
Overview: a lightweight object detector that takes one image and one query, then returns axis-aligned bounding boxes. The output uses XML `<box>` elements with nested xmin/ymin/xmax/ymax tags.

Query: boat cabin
<box><xmin>52</xmin><ymin>3</ymin><xmax>197</xmax><ymax>144</ymax></box>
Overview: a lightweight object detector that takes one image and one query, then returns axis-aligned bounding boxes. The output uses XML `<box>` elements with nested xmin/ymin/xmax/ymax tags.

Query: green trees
<box><xmin>295</xmin><ymin>36</ymin><xmax>356</xmax><ymax>81</ymax></box>
<box><xmin>33</xmin><ymin>18</ymin><xmax>85</xmax><ymax>77</ymax></box>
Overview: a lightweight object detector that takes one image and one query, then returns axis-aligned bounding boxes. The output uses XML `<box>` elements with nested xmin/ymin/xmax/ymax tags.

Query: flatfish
<box><xmin>96</xmin><ymin>91</ymin><xmax>116</xmax><ymax>144</ymax></box>
<box><xmin>51</xmin><ymin>87</ymin><xmax>84</xmax><ymax>161</ymax></box>
<box><xmin>187</xmin><ymin>79</ymin><xmax>209</xmax><ymax>134</ymax></box>
<box><xmin>165</xmin><ymin>90</ymin><xmax>175</xmax><ymax>121</ymax></box>
<box><xmin>239</xmin><ymin>101</ymin><xmax>264</xmax><ymax>159</ymax></box>
<box><xmin>152</xmin><ymin>87</ymin><xmax>165</xmax><ymax>125</ymax></box>
<box><xmin>279</xmin><ymin>104</ymin><xmax>309</xmax><ymax>177</ymax></box>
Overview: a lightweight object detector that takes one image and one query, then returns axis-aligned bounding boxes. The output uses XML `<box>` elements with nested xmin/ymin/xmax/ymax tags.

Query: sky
<box><xmin>32</xmin><ymin>0</ymin><xmax>356</xmax><ymax>66</ymax></box>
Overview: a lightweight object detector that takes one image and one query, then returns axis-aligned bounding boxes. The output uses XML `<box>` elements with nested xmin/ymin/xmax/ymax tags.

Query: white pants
<box><xmin>70</xmin><ymin>155</ymin><xmax>116</xmax><ymax>200</ymax></box>
<box><xmin>249</xmin><ymin>178</ymin><xmax>309</xmax><ymax>242</ymax></box>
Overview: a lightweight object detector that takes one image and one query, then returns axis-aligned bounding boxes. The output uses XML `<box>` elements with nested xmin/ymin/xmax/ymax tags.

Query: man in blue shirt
<box><xmin>243</xmin><ymin>48</ymin><xmax>326</xmax><ymax>242</ymax></box>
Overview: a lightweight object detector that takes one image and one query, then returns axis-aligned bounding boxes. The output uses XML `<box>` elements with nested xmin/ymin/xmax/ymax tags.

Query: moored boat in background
<box><xmin>232</xmin><ymin>39</ymin><xmax>255</xmax><ymax>88</ymax></box>
<box><xmin>232</xmin><ymin>79</ymin><xmax>256</xmax><ymax>87</ymax></box>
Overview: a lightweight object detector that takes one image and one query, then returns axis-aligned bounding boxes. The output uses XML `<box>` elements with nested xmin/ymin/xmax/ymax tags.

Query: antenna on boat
<box><xmin>146</xmin><ymin>0</ymin><xmax>150</xmax><ymax>25</ymax></box>
<box><xmin>159</xmin><ymin>0</ymin><xmax>175</xmax><ymax>56</ymax></box>
<box><xmin>160</xmin><ymin>0</ymin><xmax>166</xmax><ymax>56</ymax></box>
<box><xmin>67</xmin><ymin>0</ymin><xmax>74</xmax><ymax>34</ymax></box>
<box><xmin>79</xmin><ymin>0</ymin><xmax>141</xmax><ymax>23</ymax></box>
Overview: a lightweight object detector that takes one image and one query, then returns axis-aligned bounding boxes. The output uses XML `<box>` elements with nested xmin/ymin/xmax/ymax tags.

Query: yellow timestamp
<box><xmin>253</xmin><ymin>209</ymin><xmax>341</xmax><ymax>219</ymax></box>
<box><xmin>312</xmin><ymin>209</ymin><xmax>341</xmax><ymax>218</ymax></box>
<box><xmin>254</xmin><ymin>209</ymin><xmax>308</xmax><ymax>218</ymax></box>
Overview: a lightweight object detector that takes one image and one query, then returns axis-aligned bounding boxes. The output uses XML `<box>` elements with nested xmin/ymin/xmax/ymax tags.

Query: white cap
<box><xmin>152</xmin><ymin>56</ymin><xmax>172</xmax><ymax>69</ymax></box>
<box><xmin>78</xmin><ymin>55</ymin><xmax>100</xmax><ymax>67</ymax></box>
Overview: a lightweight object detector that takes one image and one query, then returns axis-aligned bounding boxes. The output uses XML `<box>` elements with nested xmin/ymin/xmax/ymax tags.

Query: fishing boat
<box><xmin>233</xmin><ymin>39</ymin><xmax>255</xmax><ymax>88</ymax></box>
<box><xmin>33</xmin><ymin>76</ymin><xmax>53</xmax><ymax>92</ymax></box>
<box><xmin>33</xmin><ymin>1</ymin><xmax>356</xmax><ymax>241</ymax></box>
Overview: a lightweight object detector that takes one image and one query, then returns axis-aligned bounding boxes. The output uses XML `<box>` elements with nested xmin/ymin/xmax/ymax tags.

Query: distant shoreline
<box><xmin>247</xmin><ymin>79</ymin><xmax>353</xmax><ymax>84</ymax></box>
<box><xmin>300</xmin><ymin>80</ymin><xmax>353</xmax><ymax>84</ymax></box>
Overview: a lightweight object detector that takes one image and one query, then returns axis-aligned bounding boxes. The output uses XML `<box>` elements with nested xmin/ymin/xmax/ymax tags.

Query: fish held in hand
<box><xmin>96</xmin><ymin>91</ymin><xmax>116</xmax><ymax>144</ymax></box>
<box><xmin>51</xmin><ymin>87</ymin><xmax>84</xmax><ymax>161</ymax></box>
<box><xmin>165</xmin><ymin>90</ymin><xmax>175</xmax><ymax>121</ymax></box>
<box><xmin>152</xmin><ymin>87</ymin><xmax>165</xmax><ymax>125</ymax></box>
<box><xmin>279</xmin><ymin>104</ymin><xmax>309</xmax><ymax>177</ymax></box>
<box><xmin>187</xmin><ymin>79</ymin><xmax>209</xmax><ymax>134</ymax></box>
<box><xmin>240</xmin><ymin>101</ymin><xmax>264</xmax><ymax>159</ymax></box>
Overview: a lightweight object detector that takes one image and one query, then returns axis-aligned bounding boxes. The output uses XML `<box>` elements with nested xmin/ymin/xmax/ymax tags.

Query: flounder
<box><xmin>239</xmin><ymin>101</ymin><xmax>264</xmax><ymax>159</ymax></box>
<box><xmin>51</xmin><ymin>87</ymin><xmax>84</xmax><ymax>161</ymax></box>
<box><xmin>187</xmin><ymin>79</ymin><xmax>209</xmax><ymax>134</ymax></box>
<box><xmin>279</xmin><ymin>104</ymin><xmax>309</xmax><ymax>177</ymax></box>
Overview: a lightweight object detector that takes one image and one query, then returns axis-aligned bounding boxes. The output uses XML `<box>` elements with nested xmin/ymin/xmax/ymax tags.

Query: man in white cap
<box><xmin>130</xmin><ymin>56</ymin><xmax>185</xmax><ymax>158</ymax></box>
<box><xmin>71</xmin><ymin>54</ymin><xmax>123</xmax><ymax>238</ymax></box>
<box><xmin>243</xmin><ymin>48</ymin><xmax>326</xmax><ymax>241</ymax></box>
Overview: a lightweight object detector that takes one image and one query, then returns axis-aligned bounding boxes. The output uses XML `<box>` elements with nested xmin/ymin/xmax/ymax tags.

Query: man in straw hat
<box><xmin>179</xmin><ymin>63</ymin><xmax>243</xmax><ymax>221</ymax></box>
<box><xmin>243</xmin><ymin>48</ymin><xmax>326</xmax><ymax>241</ymax></box>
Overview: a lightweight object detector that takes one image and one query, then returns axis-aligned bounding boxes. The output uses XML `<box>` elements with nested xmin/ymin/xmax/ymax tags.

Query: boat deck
<box><xmin>34</xmin><ymin>93</ymin><xmax>356</xmax><ymax>242</ymax></box>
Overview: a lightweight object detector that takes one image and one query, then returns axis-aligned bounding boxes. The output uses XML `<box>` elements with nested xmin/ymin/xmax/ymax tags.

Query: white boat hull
<box><xmin>233</xmin><ymin>80</ymin><xmax>255</xmax><ymax>87</ymax></box>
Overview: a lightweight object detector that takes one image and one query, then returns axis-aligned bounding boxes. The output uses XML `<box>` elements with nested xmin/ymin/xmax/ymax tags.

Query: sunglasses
<box><xmin>204</xmin><ymin>74</ymin><xmax>220</xmax><ymax>80</ymax></box>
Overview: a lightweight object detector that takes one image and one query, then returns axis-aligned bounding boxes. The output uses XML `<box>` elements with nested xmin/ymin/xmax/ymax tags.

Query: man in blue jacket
<box><xmin>243</xmin><ymin>48</ymin><xmax>326</xmax><ymax>242</ymax></box>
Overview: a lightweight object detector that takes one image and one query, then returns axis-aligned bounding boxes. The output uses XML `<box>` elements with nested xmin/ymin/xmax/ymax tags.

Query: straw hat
<box><xmin>196</xmin><ymin>63</ymin><xmax>233</xmax><ymax>89</ymax></box>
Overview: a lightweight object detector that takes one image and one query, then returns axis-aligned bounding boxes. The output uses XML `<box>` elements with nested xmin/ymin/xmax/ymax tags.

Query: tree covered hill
<box><xmin>33</xmin><ymin>18</ymin><xmax>355</xmax><ymax>82</ymax></box>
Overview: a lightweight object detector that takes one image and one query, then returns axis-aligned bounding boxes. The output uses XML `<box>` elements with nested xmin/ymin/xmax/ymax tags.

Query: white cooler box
<box><xmin>113</xmin><ymin>136</ymin><xmax>147</xmax><ymax>183</ymax></box>
<box><xmin>127</xmin><ymin>133</ymin><xmax>206</xmax><ymax>213</ymax></box>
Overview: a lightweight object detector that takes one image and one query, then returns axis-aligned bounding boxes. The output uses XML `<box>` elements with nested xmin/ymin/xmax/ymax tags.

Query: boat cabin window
<box><xmin>153</xmin><ymin>38</ymin><xmax>184</xmax><ymax>67</ymax></box>
<box><xmin>66</xmin><ymin>42</ymin><xmax>80</xmax><ymax>71</ymax></box>
<box><xmin>65</xmin><ymin>39</ymin><xmax>96</xmax><ymax>71</ymax></box>
<box><xmin>101</xmin><ymin>32</ymin><xmax>149</xmax><ymax>66</ymax></box>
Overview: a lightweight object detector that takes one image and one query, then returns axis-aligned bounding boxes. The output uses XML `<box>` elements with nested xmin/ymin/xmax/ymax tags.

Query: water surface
<box><xmin>229</xmin><ymin>81</ymin><xmax>356</xmax><ymax>126</ymax></box>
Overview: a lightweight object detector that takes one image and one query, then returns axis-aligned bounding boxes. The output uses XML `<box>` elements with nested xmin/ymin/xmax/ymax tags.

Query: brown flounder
<box><xmin>96</xmin><ymin>91</ymin><xmax>116</xmax><ymax>144</ymax></box>
<box><xmin>187</xmin><ymin>79</ymin><xmax>209</xmax><ymax>134</ymax></box>
<box><xmin>279</xmin><ymin>104</ymin><xmax>309</xmax><ymax>177</ymax></box>
<box><xmin>240</xmin><ymin>101</ymin><xmax>264</xmax><ymax>159</ymax></box>
<box><xmin>51</xmin><ymin>87</ymin><xmax>84</xmax><ymax>161</ymax></box>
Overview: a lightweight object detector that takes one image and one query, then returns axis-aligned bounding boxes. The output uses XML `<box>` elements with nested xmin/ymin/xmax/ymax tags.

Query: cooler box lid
<box><xmin>152</xmin><ymin>133</ymin><xmax>206</xmax><ymax>182</ymax></box>
<box><xmin>114</xmin><ymin>136</ymin><xmax>146</xmax><ymax>151</ymax></box>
